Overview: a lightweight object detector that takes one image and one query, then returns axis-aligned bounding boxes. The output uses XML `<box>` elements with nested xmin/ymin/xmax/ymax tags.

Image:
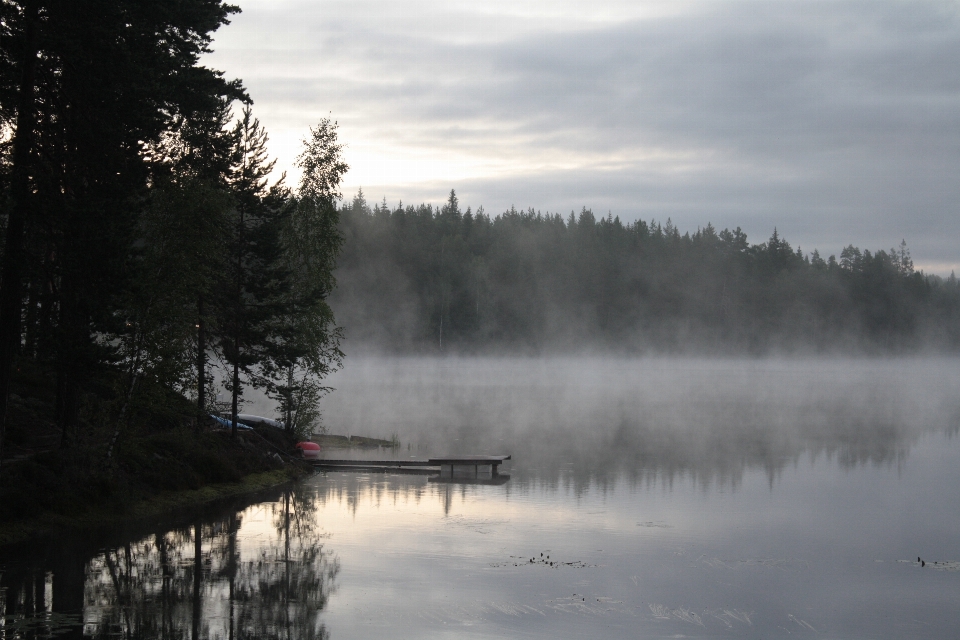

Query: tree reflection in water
<box><xmin>74</xmin><ymin>485</ymin><xmax>338</xmax><ymax>640</ymax></box>
<box><xmin>233</xmin><ymin>490</ymin><xmax>337</xmax><ymax>640</ymax></box>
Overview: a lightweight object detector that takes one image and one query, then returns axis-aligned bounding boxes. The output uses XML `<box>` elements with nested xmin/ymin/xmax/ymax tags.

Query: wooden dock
<box><xmin>313</xmin><ymin>455</ymin><xmax>511</xmax><ymax>479</ymax></box>
<box><xmin>431</xmin><ymin>456</ymin><xmax>511</xmax><ymax>478</ymax></box>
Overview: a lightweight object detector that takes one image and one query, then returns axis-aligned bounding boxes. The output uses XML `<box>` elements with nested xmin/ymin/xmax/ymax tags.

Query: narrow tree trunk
<box><xmin>231</xmin><ymin>198</ymin><xmax>244</xmax><ymax>439</ymax></box>
<box><xmin>36</xmin><ymin>252</ymin><xmax>54</xmax><ymax>360</ymax></box>
<box><xmin>196</xmin><ymin>295</ymin><xmax>206</xmax><ymax>432</ymax></box>
<box><xmin>105</xmin><ymin>368</ymin><xmax>139</xmax><ymax>460</ymax></box>
<box><xmin>286</xmin><ymin>364</ymin><xmax>294</xmax><ymax>432</ymax></box>
<box><xmin>23</xmin><ymin>276</ymin><xmax>38</xmax><ymax>358</ymax></box>
<box><xmin>0</xmin><ymin>0</ymin><xmax>40</xmax><ymax>468</ymax></box>
<box><xmin>56</xmin><ymin>269</ymin><xmax>81</xmax><ymax>448</ymax></box>
<box><xmin>231</xmin><ymin>356</ymin><xmax>239</xmax><ymax>439</ymax></box>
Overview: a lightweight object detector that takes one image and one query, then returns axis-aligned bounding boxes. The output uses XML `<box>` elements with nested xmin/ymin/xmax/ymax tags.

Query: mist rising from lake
<box><xmin>6</xmin><ymin>357</ymin><xmax>960</xmax><ymax>639</ymax></box>
<box><xmin>308</xmin><ymin>356</ymin><xmax>960</xmax><ymax>488</ymax></box>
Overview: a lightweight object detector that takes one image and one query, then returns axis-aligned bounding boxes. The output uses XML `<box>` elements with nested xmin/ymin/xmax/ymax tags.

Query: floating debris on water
<box><xmin>489</xmin><ymin>553</ymin><xmax>598</xmax><ymax>569</ymax></box>
<box><xmin>545</xmin><ymin>595</ymin><xmax>627</xmax><ymax>615</ymax></box>
<box><xmin>901</xmin><ymin>558</ymin><xmax>960</xmax><ymax>571</ymax></box>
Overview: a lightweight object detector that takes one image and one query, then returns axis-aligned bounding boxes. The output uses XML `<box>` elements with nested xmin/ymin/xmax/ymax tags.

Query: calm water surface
<box><xmin>3</xmin><ymin>357</ymin><xmax>960</xmax><ymax>639</ymax></box>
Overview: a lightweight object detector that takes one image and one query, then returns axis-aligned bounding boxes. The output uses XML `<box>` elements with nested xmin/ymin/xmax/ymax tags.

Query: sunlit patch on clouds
<box><xmin>206</xmin><ymin>0</ymin><xmax>960</xmax><ymax>273</ymax></box>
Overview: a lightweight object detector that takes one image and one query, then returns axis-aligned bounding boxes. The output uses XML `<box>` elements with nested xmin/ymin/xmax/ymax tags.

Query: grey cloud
<box><xmin>210</xmin><ymin>0</ymin><xmax>960</xmax><ymax>271</ymax></box>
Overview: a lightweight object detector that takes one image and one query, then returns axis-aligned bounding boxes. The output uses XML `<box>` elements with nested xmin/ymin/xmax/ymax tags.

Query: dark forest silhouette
<box><xmin>333</xmin><ymin>190</ymin><xmax>960</xmax><ymax>353</ymax></box>
<box><xmin>0</xmin><ymin>1</ymin><xmax>345</xmax><ymax>465</ymax></box>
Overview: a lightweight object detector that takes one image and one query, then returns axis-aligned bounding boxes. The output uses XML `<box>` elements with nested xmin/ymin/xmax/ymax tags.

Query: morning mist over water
<box><xmin>221</xmin><ymin>355</ymin><xmax>960</xmax><ymax>638</ymax></box>
<box><xmin>316</xmin><ymin>356</ymin><xmax>960</xmax><ymax>488</ymax></box>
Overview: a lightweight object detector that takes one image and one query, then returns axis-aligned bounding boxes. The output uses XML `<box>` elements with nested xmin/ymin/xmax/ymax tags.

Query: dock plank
<box><xmin>312</xmin><ymin>455</ymin><xmax>512</xmax><ymax>474</ymax></box>
<box><xmin>314</xmin><ymin>459</ymin><xmax>437</xmax><ymax>467</ymax></box>
<box><xmin>428</xmin><ymin>455</ymin><xmax>511</xmax><ymax>464</ymax></box>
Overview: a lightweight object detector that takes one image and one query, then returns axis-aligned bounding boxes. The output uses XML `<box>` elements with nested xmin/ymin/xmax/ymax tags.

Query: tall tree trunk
<box><xmin>286</xmin><ymin>364</ymin><xmax>294</xmax><ymax>432</ymax></box>
<box><xmin>56</xmin><ymin>269</ymin><xmax>81</xmax><ymax>447</ymax></box>
<box><xmin>197</xmin><ymin>295</ymin><xmax>206</xmax><ymax>432</ymax></box>
<box><xmin>0</xmin><ymin>0</ymin><xmax>40</xmax><ymax>468</ymax></box>
<box><xmin>231</xmin><ymin>202</ymin><xmax>244</xmax><ymax>439</ymax></box>
<box><xmin>23</xmin><ymin>276</ymin><xmax>38</xmax><ymax>358</ymax></box>
<box><xmin>105</xmin><ymin>328</ymin><xmax>145</xmax><ymax>460</ymax></box>
<box><xmin>36</xmin><ymin>249</ymin><xmax>54</xmax><ymax>361</ymax></box>
<box><xmin>231</xmin><ymin>356</ymin><xmax>239</xmax><ymax>438</ymax></box>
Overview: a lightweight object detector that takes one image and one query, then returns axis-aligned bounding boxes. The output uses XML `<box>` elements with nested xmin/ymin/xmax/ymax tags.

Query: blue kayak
<box><xmin>210</xmin><ymin>414</ymin><xmax>252</xmax><ymax>430</ymax></box>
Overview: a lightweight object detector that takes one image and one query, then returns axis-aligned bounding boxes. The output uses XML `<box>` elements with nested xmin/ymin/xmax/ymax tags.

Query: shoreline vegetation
<box><xmin>0</xmin><ymin>429</ymin><xmax>400</xmax><ymax>548</ymax></box>
<box><xmin>0</xmin><ymin>376</ymin><xmax>309</xmax><ymax>546</ymax></box>
<box><xmin>0</xmin><ymin>468</ymin><xmax>300</xmax><ymax>548</ymax></box>
<box><xmin>0</xmin><ymin>356</ymin><xmax>394</xmax><ymax>548</ymax></box>
<box><xmin>0</xmin><ymin>428</ymin><xmax>402</xmax><ymax>548</ymax></box>
<box><xmin>0</xmin><ymin>361</ymin><xmax>398</xmax><ymax>547</ymax></box>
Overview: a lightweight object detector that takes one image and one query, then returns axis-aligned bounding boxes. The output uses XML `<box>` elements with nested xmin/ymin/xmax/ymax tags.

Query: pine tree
<box><xmin>216</xmin><ymin>106</ymin><xmax>291</xmax><ymax>438</ymax></box>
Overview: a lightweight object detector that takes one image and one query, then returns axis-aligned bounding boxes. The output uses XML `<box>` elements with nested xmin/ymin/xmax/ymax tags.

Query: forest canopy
<box><xmin>332</xmin><ymin>190</ymin><xmax>960</xmax><ymax>354</ymax></box>
<box><xmin>0</xmin><ymin>0</ymin><xmax>346</xmax><ymax>463</ymax></box>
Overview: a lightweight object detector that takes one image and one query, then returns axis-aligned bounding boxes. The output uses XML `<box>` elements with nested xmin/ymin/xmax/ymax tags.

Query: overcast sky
<box><xmin>206</xmin><ymin>0</ymin><xmax>960</xmax><ymax>274</ymax></box>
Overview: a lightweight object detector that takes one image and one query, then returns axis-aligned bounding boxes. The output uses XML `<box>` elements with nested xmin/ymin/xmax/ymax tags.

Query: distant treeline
<box><xmin>332</xmin><ymin>190</ymin><xmax>960</xmax><ymax>353</ymax></box>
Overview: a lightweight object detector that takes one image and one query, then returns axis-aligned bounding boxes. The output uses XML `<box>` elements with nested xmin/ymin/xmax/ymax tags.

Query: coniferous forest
<box><xmin>0</xmin><ymin>0</ymin><xmax>346</xmax><ymax>469</ymax></box>
<box><xmin>333</xmin><ymin>190</ymin><xmax>960</xmax><ymax>354</ymax></box>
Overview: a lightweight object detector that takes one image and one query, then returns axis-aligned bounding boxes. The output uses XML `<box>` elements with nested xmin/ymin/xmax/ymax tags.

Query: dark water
<box><xmin>3</xmin><ymin>357</ymin><xmax>960</xmax><ymax>639</ymax></box>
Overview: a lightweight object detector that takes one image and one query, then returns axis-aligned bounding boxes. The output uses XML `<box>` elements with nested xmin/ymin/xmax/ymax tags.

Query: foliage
<box><xmin>263</xmin><ymin>121</ymin><xmax>346</xmax><ymax>436</ymax></box>
<box><xmin>332</xmin><ymin>192</ymin><xmax>960</xmax><ymax>354</ymax></box>
<box><xmin>0</xmin><ymin>1</ymin><xmax>346</xmax><ymax>467</ymax></box>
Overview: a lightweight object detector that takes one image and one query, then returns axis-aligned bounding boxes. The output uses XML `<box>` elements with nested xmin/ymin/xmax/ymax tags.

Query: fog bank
<box><xmin>311</xmin><ymin>356</ymin><xmax>960</xmax><ymax>489</ymax></box>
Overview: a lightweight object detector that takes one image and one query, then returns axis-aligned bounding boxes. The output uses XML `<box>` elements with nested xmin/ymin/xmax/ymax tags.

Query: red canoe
<box><xmin>295</xmin><ymin>442</ymin><xmax>322</xmax><ymax>459</ymax></box>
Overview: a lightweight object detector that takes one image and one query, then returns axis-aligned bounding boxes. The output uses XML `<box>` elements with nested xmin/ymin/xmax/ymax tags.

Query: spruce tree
<box><xmin>216</xmin><ymin>106</ymin><xmax>290</xmax><ymax>438</ymax></box>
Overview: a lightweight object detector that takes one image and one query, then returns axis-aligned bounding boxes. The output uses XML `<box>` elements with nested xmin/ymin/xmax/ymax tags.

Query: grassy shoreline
<box><xmin>0</xmin><ymin>415</ymin><xmax>320</xmax><ymax>548</ymax></box>
<box><xmin>0</xmin><ymin>425</ymin><xmax>404</xmax><ymax>548</ymax></box>
<box><xmin>0</xmin><ymin>360</ymin><xmax>328</xmax><ymax>549</ymax></box>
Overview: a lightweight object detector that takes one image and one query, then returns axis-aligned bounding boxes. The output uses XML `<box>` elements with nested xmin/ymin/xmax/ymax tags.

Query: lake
<box><xmin>3</xmin><ymin>357</ymin><xmax>960</xmax><ymax>639</ymax></box>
